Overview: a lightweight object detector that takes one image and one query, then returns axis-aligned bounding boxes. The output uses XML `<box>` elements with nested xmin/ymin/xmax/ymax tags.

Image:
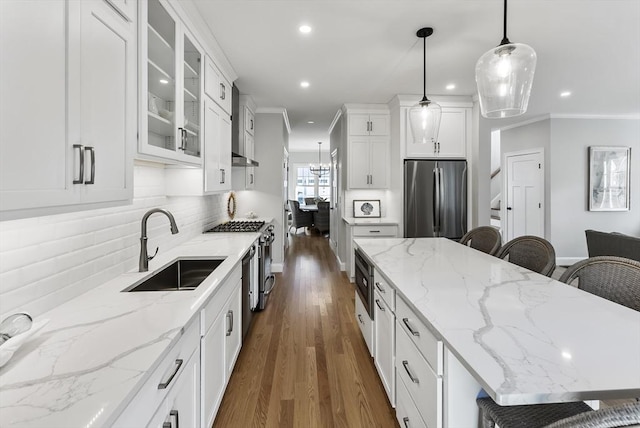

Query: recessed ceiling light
<box><xmin>307</xmin><ymin>121</ymin><xmax>315</xmax><ymax>124</ymax></box>
<box><xmin>446</xmin><ymin>84</ymin><xmax>456</xmax><ymax>90</ymax></box>
<box><xmin>560</xmin><ymin>91</ymin><xmax>572</xmax><ymax>97</ymax></box>
<box><xmin>300</xmin><ymin>81</ymin><xmax>310</xmax><ymax>88</ymax></box>
<box><xmin>159</xmin><ymin>79</ymin><xmax>169</xmax><ymax>85</ymax></box>
<box><xmin>299</xmin><ymin>25</ymin><xmax>312</xmax><ymax>34</ymax></box>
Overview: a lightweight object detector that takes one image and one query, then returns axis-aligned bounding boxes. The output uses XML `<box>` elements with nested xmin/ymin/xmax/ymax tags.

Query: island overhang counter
<box><xmin>354</xmin><ymin>237</ymin><xmax>640</xmax><ymax>408</ymax></box>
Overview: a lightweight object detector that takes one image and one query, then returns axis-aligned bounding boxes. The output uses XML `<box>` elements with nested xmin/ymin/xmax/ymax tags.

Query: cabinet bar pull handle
<box><xmin>357</xmin><ymin>314</ymin><xmax>363</xmax><ymax>324</ymax></box>
<box><xmin>369</xmin><ymin>230</ymin><xmax>381</xmax><ymax>233</ymax></box>
<box><xmin>226</xmin><ymin>310</ymin><xmax>233</xmax><ymax>336</ymax></box>
<box><xmin>220</xmin><ymin>168</ymin><xmax>225</xmax><ymax>184</ymax></box>
<box><xmin>73</xmin><ymin>144</ymin><xmax>84</xmax><ymax>184</ymax></box>
<box><xmin>375</xmin><ymin>282</ymin><xmax>385</xmax><ymax>293</ymax></box>
<box><xmin>220</xmin><ymin>83</ymin><xmax>225</xmax><ymax>100</ymax></box>
<box><xmin>84</xmin><ymin>146</ymin><xmax>95</xmax><ymax>184</ymax></box>
<box><xmin>402</xmin><ymin>317</ymin><xmax>420</xmax><ymax>336</ymax></box>
<box><xmin>402</xmin><ymin>360</ymin><xmax>419</xmax><ymax>384</ymax></box>
<box><xmin>403</xmin><ymin>416</ymin><xmax>410</xmax><ymax>428</ymax></box>
<box><xmin>158</xmin><ymin>359</ymin><xmax>183</xmax><ymax>389</ymax></box>
<box><xmin>375</xmin><ymin>299</ymin><xmax>385</xmax><ymax>311</ymax></box>
<box><xmin>170</xmin><ymin>410</ymin><xmax>179</xmax><ymax>428</ymax></box>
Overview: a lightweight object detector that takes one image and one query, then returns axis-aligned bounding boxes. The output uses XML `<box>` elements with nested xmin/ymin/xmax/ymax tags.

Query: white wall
<box><xmin>498</xmin><ymin>117</ymin><xmax>640</xmax><ymax>263</ymax></box>
<box><xmin>234</xmin><ymin>111</ymin><xmax>288</xmax><ymax>271</ymax></box>
<box><xmin>550</xmin><ymin>118</ymin><xmax>640</xmax><ymax>262</ymax></box>
<box><xmin>0</xmin><ymin>162</ymin><xmax>227</xmax><ymax>319</ymax></box>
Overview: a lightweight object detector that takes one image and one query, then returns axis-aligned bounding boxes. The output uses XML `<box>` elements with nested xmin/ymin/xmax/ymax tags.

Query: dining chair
<box><xmin>558</xmin><ymin>256</ymin><xmax>640</xmax><ymax>311</ymax></box>
<box><xmin>496</xmin><ymin>235</ymin><xmax>556</xmax><ymax>277</ymax></box>
<box><xmin>288</xmin><ymin>200</ymin><xmax>313</xmax><ymax>234</ymax></box>
<box><xmin>459</xmin><ymin>226</ymin><xmax>502</xmax><ymax>255</ymax></box>
<box><xmin>313</xmin><ymin>201</ymin><xmax>330</xmax><ymax>235</ymax></box>
<box><xmin>304</xmin><ymin>197</ymin><xmax>316</xmax><ymax>205</ymax></box>
<box><xmin>477</xmin><ymin>256</ymin><xmax>640</xmax><ymax>428</ymax></box>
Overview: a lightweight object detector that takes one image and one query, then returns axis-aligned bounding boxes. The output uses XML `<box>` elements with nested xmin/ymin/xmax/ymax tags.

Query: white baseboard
<box><xmin>556</xmin><ymin>257</ymin><xmax>586</xmax><ymax>267</ymax></box>
<box><xmin>272</xmin><ymin>263</ymin><xmax>283</xmax><ymax>273</ymax></box>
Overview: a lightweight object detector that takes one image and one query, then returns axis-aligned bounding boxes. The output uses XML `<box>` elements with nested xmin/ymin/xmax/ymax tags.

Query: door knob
<box><xmin>507</xmin><ymin>207</ymin><xmax>512</xmax><ymax>210</ymax></box>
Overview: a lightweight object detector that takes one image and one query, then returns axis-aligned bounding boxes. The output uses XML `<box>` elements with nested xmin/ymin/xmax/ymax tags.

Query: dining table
<box><xmin>299</xmin><ymin>204</ymin><xmax>318</xmax><ymax>212</ymax></box>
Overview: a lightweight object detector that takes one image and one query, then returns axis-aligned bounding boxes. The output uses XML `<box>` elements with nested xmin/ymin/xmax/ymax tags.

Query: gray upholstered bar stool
<box><xmin>459</xmin><ymin>226</ymin><xmax>502</xmax><ymax>255</ymax></box>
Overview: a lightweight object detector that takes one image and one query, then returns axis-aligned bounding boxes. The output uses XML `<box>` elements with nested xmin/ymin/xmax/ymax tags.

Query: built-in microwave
<box><xmin>354</xmin><ymin>248</ymin><xmax>374</xmax><ymax>320</ymax></box>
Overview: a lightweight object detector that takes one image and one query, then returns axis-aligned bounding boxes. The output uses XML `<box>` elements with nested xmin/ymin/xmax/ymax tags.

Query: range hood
<box><xmin>231</xmin><ymin>83</ymin><xmax>259</xmax><ymax>167</ymax></box>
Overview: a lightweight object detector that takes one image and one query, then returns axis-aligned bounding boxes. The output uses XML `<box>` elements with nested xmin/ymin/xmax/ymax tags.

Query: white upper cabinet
<box><xmin>205</xmin><ymin>56</ymin><xmax>232</xmax><ymax>115</ymax></box>
<box><xmin>349</xmin><ymin>113</ymin><xmax>390</xmax><ymax>136</ymax></box>
<box><xmin>203</xmin><ymin>98</ymin><xmax>232</xmax><ymax>193</ymax></box>
<box><xmin>346</xmin><ymin>107</ymin><xmax>390</xmax><ymax>189</ymax></box>
<box><xmin>139</xmin><ymin>0</ymin><xmax>203</xmax><ymax>165</ymax></box>
<box><xmin>405</xmin><ymin>106</ymin><xmax>470</xmax><ymax>159</ymax></box>
<box><xmin>104</xmin><ymin>0</ymin><xmax>136</xmax><ymax>22</ymax></box>
<box><xmin>0</xmin><ymin>0</ymin><xmax>135</xmax><ymax>219</ymax></box>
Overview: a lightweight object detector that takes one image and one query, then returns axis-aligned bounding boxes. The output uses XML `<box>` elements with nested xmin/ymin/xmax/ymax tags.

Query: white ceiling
<box><xmin>192</xmin><ymin>0</ymin><xmax>640</xmax><ymax>152</ymax></box>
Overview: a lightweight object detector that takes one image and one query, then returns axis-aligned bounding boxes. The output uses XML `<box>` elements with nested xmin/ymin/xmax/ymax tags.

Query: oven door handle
<box><xmin>263</xmin><ymin>274</ymin><xmax>276</xmax><ymax>295</ymax></box>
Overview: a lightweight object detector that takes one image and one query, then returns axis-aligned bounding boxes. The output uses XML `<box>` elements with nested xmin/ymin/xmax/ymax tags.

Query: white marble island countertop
<box><xmin>0</xmin><ymin>230</ymin><xmax>263</xmax><ymax>427</ymax></box>
<box><xmin>354</xmin><ymin>237</ymin><xmax>640</xmax><ymax>405</ymax></box>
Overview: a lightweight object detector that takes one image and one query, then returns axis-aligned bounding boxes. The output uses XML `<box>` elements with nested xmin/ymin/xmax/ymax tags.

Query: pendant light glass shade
<box><xmin>475</xmin><ymin>0</ymin><xmax>537</xmax><ymax>118</ymax></box>
<box><xmin>409</xmin><ymin>98</ymin><xmax>441</xmax><ymax>144</ymax></box>
<box><xmin>475</xmin><ymin>43</ymin><xmax>536</xmax><ymax>118</ymax></box>
<box><xmin>408</xmin><ymin>27</ymin><xmax>441</xmax><ymax>144</ymax></box>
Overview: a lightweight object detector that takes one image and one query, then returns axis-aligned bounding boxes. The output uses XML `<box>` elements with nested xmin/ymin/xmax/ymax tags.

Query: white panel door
<box><xmin>504</xmin><ymin>151</ymin><xmax>544</xmax><ymax>241</ymax></box>
<box><xmin>374</xmin><ymin>290</ymin><xmax>395</xmax><ymax>406</ymax></box>
<box><xmin>224</xmin><ymin>285</ymin><xmax>242</xmax><ymax>377</ymax></box>
<box><xmin>349</xmin><ymin>114</ymin><xmax>371</xmax><ymax>136</ymax></box>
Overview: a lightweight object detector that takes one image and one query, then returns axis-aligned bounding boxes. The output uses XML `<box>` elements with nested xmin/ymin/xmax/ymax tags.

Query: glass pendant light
<box><xmin>409</xmin><ymin>27</ymin><xmax>441</xmax><ymax>144</ymax></box>
<box><xmin>476</xmin><ymin>0</ymin><xmax>537</xmax><ymax>118</ymax></box>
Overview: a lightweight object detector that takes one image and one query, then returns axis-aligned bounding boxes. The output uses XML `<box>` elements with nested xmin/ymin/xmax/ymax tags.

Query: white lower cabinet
<box><xmin>113</xmin><ymin>320</ymin><xmax>200</xmax><ymax>427</ymax></box>
<box><xmin>148</xmin><ymin>343</ymin><xmax>200</xmax><ymax>428</ymax></box>
<box><xmin>115</xmin><ymin>263</ymin><xmax>243</xmax><ymax>428</ymax></box>
<box><xmin>354</xmin><ymin>290</ymin><xmax>374</xmax><ymax>357</ymax></box>
<box><xmin>396</xmin><ymin>375</ymin><xmax>428</xmax><ymax>428</ymax></box>
<box><xmin>201</xmin><ymin>265</ymin><xmax>242</xmax><ymax>427</ymax></box>
<box><xmin>396</xmin><ymin>321</ymin><xmax>443</xmax><ymax>428</ymax></box>
<box><xmin>374</xmin><ymin>289</ymin><xmax>395</xmax><ymax>406</ymax></box>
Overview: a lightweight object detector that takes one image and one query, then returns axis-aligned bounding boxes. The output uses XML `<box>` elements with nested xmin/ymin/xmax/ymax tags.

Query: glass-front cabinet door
<box><xmin>141</xmin><ymin>0</ymin><xmax>202</xmax><ymax>164</ymax></box>
<box><xmin>182</xmin><ymin>32</ymin><xmax>201</xmax><ymax>158</ymax></box>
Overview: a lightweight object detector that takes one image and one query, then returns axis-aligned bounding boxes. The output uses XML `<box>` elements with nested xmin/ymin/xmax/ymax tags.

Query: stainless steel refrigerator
<box><xmin>404</xmin><ymin>159</ymin><xmax>467</xmax><ymax>239</ymax></box>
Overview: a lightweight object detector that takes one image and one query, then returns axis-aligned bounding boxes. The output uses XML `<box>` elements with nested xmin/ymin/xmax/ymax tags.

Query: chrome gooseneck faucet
<box><xmin>139</xmin><ymin>208</ymin><xmax>179</xmax><ymax>272</ymax></box>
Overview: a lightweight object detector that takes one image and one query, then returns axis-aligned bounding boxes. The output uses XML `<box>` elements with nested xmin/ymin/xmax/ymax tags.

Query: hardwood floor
<box><xmin>213</xmin><ymin>232</ymin><xmax>399</xmax><ymax>427</ymax></box>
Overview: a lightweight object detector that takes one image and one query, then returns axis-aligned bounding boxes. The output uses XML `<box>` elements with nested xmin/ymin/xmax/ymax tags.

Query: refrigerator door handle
<box><xmin>461</xmin><ymin>164</ymin><xmax>468</xmax><ymax>234</ymax></box>
<box><xmin>433</xmin><ymin>167</ymin><xmax>440</xmax><ymax>234</ymax></box>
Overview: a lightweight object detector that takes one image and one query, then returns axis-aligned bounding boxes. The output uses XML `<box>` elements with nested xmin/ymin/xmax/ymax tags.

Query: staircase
<box><xmin>490</xmin><ymin>168</ymin><xmax>501</xmax><ymax>228</ymax></box>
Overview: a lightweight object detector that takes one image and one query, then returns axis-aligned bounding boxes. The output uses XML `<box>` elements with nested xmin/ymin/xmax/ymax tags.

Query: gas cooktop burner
<box><xmin>205</xmin><ymin>220</ymin><xmax>265</xmax><ymax>233</ymax></box>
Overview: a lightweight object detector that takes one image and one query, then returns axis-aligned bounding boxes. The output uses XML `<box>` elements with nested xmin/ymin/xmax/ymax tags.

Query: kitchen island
<box><xmin>0</xmin><ymin>229</ymin><xmax>264</xmax><ymax>427</ymax></box>
<box><xmin>355</xmin><ymin>237</ymin><xmax>640</xmax><ymax>424</ymax></box>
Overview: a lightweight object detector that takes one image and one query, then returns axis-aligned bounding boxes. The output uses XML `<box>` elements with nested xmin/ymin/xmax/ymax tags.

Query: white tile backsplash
<box><xmin>0</xmin><ymin>163</ymin><xmax>227</xmax><ymax>319</ymax></box>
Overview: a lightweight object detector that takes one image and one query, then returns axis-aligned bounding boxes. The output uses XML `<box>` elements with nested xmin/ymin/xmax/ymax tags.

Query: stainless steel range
<box><xmin>204</xmin><ymin>221</ymin><xmax>275</xmax><ymax>316</ymax></box>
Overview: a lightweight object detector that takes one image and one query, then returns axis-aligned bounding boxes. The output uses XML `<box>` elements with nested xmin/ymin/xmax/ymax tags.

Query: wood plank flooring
<box><xmin>213</xmin><ymin>232</ymin><xmax>399</xmax><ymax>427</ymax></box>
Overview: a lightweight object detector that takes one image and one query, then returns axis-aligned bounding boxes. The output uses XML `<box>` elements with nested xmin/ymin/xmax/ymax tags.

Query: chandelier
<box><xmin>309</xmin><ymin>141</ymin><xmax>330</xmax><ymax>177</ymax></box>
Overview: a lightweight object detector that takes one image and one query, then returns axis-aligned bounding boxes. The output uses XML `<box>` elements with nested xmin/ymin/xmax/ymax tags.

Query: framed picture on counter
<box><xmin>353</xmin><ymin>199</ymin><xmax>381</xmax><ymax>218</ymax></box>
<box><xmin>588</xmin><ymin>146</ymin><xmax>631</xmax><ymax>211</ymax></box>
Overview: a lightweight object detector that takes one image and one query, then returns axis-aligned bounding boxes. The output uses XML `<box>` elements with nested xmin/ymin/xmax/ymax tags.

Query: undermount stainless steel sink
<box><xmin>124</xmin><ymin>258</ymin><xmax>226</xmax><ymax>292</ymax></box>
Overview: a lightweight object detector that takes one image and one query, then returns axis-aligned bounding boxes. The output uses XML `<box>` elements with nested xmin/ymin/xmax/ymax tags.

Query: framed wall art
<box><xmin>353</xmin><ymin>199</ymin><xmax>381</xmax><ymax>218</ymax></box>
<box><xmin>588</xmin><ymin>146</ymin><xmax>630</xmax><ymax>211</ymax></box>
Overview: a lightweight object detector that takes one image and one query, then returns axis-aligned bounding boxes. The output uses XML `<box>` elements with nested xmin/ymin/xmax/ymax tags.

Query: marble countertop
<box><xmin>0</xmin><ymin>229</ymin><xmax>266</xmax><ymax>427</ymax></box>
<box><xmin>354</xmin><ymin>237</ymin><xmax>640</xmax><ymax>405</ymax></box>
<box><xmin>342</xmin><ymin>216</ymin><xmax>399</xmax><ymax>226</ymax></box>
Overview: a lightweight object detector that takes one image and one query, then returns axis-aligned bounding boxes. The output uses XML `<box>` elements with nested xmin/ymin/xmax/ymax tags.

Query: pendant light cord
<box><xmin>421</xmin><ymin>33</ymin><xmax>428</xmax><ymax>102</ymax></box>
<box><xmin>500</xmin><ymin>0</ymin><xmax>511</xmax><ymax>45</ymax></box>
